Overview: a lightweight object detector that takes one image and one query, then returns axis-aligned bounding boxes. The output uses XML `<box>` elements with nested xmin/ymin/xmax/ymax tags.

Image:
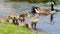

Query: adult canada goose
<box><xmin>31</xmin><ymin>2</ymin><xmax>55</xmax><ymax>24</ymax></box>
<box><xmin>50</xmin><ymin>2</ymin><xmax>55</xmax><ymax>24</ymax></box>
<box><xmin>31</xmin><ymin>6</ymin><xmax>55</xmax><ymax>16</ymax></box>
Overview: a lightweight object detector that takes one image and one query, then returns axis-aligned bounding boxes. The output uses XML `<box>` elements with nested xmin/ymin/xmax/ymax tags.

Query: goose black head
<box><xmin>31</xmin><ymin>6</ymin><xmax>37</xmax><ymax>14</ymax></box>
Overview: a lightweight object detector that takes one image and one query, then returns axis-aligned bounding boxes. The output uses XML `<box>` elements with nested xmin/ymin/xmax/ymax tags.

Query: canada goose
<box><xmin>5</xmin><ymin>16</ymin><xmax>12</xmax><ymax>23</ymax></box>
<box><xmin>30</xmin><ymin>14</ymin><xmax>39</xmax><ymax>29</ymax></box>
<box><xmin>9</xmin><ymin>13</ymin><xmax>19</xmax><ymax>25</ymax></box>
<box><xmin>31</xmin><ymin>6</ymin><xmax>55</xmax><ymax>16</ymax></box>
<box><xmin>19</xmin><ymin>10</ymin><xmax>30</xmax><ymax>22</ymax></box>
<box><xmin>19</xmin><ymin>22</ymin><xmax>29</xmax><ymax>28</ymax></box>
<box><xmin>50</xmin><ymin>2</ymin><xmax>55</xmax><ymax>24</ymax></box>
<box><xmin>31</xmin><ymin>2</ymin><xmax>56</xmax><ymax>24</ymax></box>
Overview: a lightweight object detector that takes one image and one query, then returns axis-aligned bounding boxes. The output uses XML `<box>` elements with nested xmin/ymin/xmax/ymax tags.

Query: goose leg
<box><xmin>16</xmin><ymin>20</ymin><xmax>19</xmax><ymax>25</ymax></box>
<box><xmin>50</xmin><ymin>14</ymin><xmax>54</xmax><ymax>24</ymax></box>
<box><xmin>31</xmin><ymin>23</ymin><xmax>33</xmax><ymax>28</ymax></box>
<box><xmin>34</xmin><ymin>23</ymin><xmax>36</xmax><ymax>30</ymax></box>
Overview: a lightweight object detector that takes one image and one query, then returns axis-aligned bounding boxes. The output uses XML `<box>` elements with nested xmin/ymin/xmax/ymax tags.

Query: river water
<box><xmin>0</xmin><ymin>1</ymin><xmax>60</xmax><ymax>34</ymax></box>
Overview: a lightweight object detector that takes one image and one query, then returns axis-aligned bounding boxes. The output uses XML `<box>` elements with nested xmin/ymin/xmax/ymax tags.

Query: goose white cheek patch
<box><xmin>35</xmin><ymin>9</ymin><xmax>45</xmax><ymax>13</ymax></box>
<box><xmin>35</xmin><ymin>9</ymin><xmax>40</xmax><ymax>13</ymax></box>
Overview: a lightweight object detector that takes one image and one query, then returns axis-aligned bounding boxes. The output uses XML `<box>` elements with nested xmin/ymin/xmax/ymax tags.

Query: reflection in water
<box><xmin>0</xmin><ymin>2</ymin><xmax>60</xmax><ymax>34</ymax></box>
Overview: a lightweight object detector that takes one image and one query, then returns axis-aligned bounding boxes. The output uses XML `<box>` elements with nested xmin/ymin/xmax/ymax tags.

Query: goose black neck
<box><xmin>51</xmin><ymin>3</ymin><xmax>54</xmax><ymax>11</ymax></box>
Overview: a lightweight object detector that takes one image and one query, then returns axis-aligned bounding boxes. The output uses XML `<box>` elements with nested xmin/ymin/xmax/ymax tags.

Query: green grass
<box><xmin>0</xmin><ymin>22</ymin><xmax>32</xmax><ymax>34</ymax></box>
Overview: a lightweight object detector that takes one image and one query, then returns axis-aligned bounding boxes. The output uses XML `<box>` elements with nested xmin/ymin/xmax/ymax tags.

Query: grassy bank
<box><xmin>0</xmin><ymin>22</ymin><xmax>49</xmax><ymax>34</ymax></box>
<box><xmin>0</xmin><ymin>22</ymin><xmax>32</xmax><ymax>34</ymax></box>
